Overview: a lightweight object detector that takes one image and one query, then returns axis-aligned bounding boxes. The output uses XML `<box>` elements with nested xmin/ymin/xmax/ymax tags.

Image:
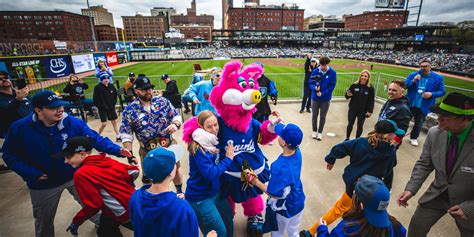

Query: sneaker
<box><xmin>410</xmin><ymin>139</ymin><xmax>419</xmax><ymax>146</ymax></box>
<box><xmin>247</xmin><ymin>214</ymin><xmax>264</xmax><ymax>236</ymax></box>
<box><xmin>299</xmin><ymin>230</ymin><xmax>313</xmax><ymax>237</ymax></box>
<box><xmin>312</xmin><ymin>132</ymin><xmax>318</xmax><ymax>139</ymax></box>
<box><xmin>299</xmin><ymin>109</ymin><xmax>304</xmax><ymax>113</ymax></box>
<box><xmin>0</xmin><ymin>164</ymin><xmax>11</xmax><ymax>173</ymax></box>
<box><xmin>316</xmin><ymin>133</ymin><xmax>322</xmax><ymax>141</ymax></box>
<box><xmin>306</xmin><ymin>108</ymin><xmax>311</xmax><ymax>113</ymax></box>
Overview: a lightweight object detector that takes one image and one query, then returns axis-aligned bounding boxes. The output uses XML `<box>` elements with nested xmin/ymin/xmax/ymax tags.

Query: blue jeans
<box><xmin>410</xmin><ymin>107</ymin><xmax>426</xmax><ymax>139</ymax></box>
<box><xmin>188</xmin><ymin>196</ymin><xmax>227</xmax><ymax>237</ymax></box>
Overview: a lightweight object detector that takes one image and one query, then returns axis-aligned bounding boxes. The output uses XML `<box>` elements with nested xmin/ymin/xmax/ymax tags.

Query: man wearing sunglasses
<box><xmin>405</xmin><ymin>59</ymin><xmax>445</xmax><ymax>147</ymax></box>
<box><xmin>187</xmin><ymin>68</ymin><xmax>222</xmax><ymax>115</ymax></box>
<box><xmin>0</xmin><ymin>71</ymin><xmax>32</xmax><ymax>172</ymax></box>
<box><xmin>398</xmin><ymin>92</ymin><xmax>474</xmax><ymax>236</ymax></box>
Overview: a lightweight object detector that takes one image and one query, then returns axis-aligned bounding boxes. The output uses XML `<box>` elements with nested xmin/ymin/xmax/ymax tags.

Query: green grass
<box><xmin>39</xmin><ymin>59</ymin><xmax>474</xmax><ymax>101</ymax></box>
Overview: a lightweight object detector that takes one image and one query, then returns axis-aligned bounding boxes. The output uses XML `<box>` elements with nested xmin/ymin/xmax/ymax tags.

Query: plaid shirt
<box><xmin>119</xmin><ymin>96</ymin><xmax>179</xmax><ymax>146</ymax></box>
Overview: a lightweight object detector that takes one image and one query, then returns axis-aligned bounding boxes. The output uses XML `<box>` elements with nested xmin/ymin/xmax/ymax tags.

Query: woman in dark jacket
<box><xmin>345</xmin><ymin>70</ymin><xmax>375</xmax><ymax>140</ymax></box>
<box><xmin>300</xmin><ymin>55</ymin><xmax>318</xmax><ymax>113</ymax></box>
<box><xmin>93</xmin><ymin>73</ymin><xmax>120</xmax><ymax>140</ymax></box>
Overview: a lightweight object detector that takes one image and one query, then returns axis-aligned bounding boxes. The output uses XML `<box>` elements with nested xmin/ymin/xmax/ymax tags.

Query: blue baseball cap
<box><xmin>32</xmin><ymin>90</ymin><xmax>68</xmax><ymax>109</ymax></box>
<box><xmin>274</xmin><ymin>123</ymin><xmax>303</xmax><ymax>148</ymax></box>
<box><xmin>375</xmin><ymin>119</ymin><xmax>405</xmax><ymax>136</ymax></box>
<box><xmin>97</xmin><ymin>71</ymin><xmax>111</xmax><ymax>81</ymax></box>
<box><xmin>143</xmin><ymin>145</ymin><xmax>183</xmax><ymax>183</ymax></box>
<box><xmin>161</xmin><ymin>74</ymin><xmax>169</xmax><ymax>80</ymax></box>
<box><xmin>253</xmin><ymin>61</ymin><xmax>264</xmax><ymax>69</ymax></box>
<box><xmin>355</xmin><ymin>175</ymin><xmax>391</xmax><ymax>228</ymax></box>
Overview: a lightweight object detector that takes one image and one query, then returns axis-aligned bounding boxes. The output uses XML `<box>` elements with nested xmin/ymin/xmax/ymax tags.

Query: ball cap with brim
<box><xmin>97</xmin><ymin>71</ymin><xmax>111</xmax><ymax>81</ymax></box>
<box><xmin>143</xmin><ymin>145</ymin><xmax>184</xmax><ymax>183</ymax></box>
<box><xmin>430</xmin><ymin>92</ymin><xmax>474</xmax><ymax>119</ymax></box>
<box><xmin>32</xmin><ymin>90</ymin><xmax>69</xmax><ymax>109</ymax></box>
<box><xmin>375</xmin><ymin>119</ymin><xmax>405</xmax><ymax>136</ymax></box>
<box><xmin>133</xmin><ymin>76</ymin><xmax>155</xmax><ymax>90</ymax></box>
<box><xmin>129</xmin><ymin>72</ymin><xmax>135</xmax><ymax>77</ymax></box>
<box><xmin>52</xmin><ymin>136</ymin><xmax>94</xmax><ymax>159</ymax></box>
<box><xmin>310</xmin><ymin>58</ymin><xmax>318</xmax><ymax>63</ymax></box>
<box><xmin>161</xmin><ymin>74</ymin><xmax>169</xmax><ymax>80</ymax></box>
<box><xmin>274</xmin><ymin>123</ymin><xmax>303</xmax><ymax>148</ymax></box>
<box><xmin>355</xmin><ymin>175</ymin><xmax>391</xmax><ymax>228</ymax></box>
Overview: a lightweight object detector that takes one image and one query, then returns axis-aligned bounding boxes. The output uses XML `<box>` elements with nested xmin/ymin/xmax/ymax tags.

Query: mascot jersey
<box><xmin>216</xmin><ymin>116</ymin><xmax>270</xmax><ymax>203</ymax></box>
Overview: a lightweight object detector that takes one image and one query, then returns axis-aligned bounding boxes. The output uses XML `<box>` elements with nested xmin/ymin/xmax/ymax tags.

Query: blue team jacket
<box><xmin>317</xmin><ymin>219</ymin><xmax>407</xmax><ymax>237</ymax></box>
<box><xmin>2</xmin><ymin>113</ymin><xmax>122</xmax><ymax>190</ymax></box>
<box><xmin>309</xmin><ymin>66</ymin><xmax>337</xmax><ymax>102</ymax></box>
<box><xmin>405</xmin><ymin>70</ymin><xmax>445</xmax><ymax>114</ymax></box>
<box><xmin>185</xmin><ymin>147</ymin><xmax>233</xmax><ymax>202</ymax></box>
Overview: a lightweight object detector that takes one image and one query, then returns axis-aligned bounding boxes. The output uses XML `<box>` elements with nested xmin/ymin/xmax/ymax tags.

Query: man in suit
<box><xmin>397</xmin><ymin>92</ymin><xmax>474</xmax><ymax>237</ymax></box>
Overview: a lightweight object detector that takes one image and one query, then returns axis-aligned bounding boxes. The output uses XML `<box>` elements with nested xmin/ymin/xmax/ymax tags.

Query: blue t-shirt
<box><xmin>266</xmin><ymin>148</ymin><xmax>305</xmax><ymax>218</ymax></box>
<box><xmin>413</xmin><ymin>74</ymin><xmax>429</xmax><ymax>109</ymax></box>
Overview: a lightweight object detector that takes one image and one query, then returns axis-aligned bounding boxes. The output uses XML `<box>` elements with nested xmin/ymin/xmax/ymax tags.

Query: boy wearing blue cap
<box><xmin>317</xmin><ymin>175</ymin><xmax>406</xmax><ymax>237</ymax></box>
<box><xmin>301</xmin><ymin>119</ymin><xmax>402</xmax><ymax>236</ymax></box>
<box><xmin>129</xmin><ymin>146</ymin><xmax>199</xmax><ymax>237</ymax></box>
<box><xmin>243</xmin><ymin>123</ymin><xmax>305</xmax><ymax>237</ymax></box>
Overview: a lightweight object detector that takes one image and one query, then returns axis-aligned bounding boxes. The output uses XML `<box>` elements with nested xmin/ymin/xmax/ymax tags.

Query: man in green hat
<box><xmin>397</xmin><ymin>92</ymin><xmax>474</xmax><ymax>236</ymax></box>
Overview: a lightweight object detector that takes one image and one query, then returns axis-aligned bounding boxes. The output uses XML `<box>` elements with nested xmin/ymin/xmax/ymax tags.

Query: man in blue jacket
<box><xmin>2</xmin><ymin>90</ymin><xmax>134</xmax><ymax>237</ymax></box>
<box><xmin>309</xmin><ymin>56</ymin><xmax>337</xmax><ymax>141</ymax></box>
<box><xmin>405</xmin><ymin>59</ymin><xmax>445</xmax><ymax>146</ymax></box>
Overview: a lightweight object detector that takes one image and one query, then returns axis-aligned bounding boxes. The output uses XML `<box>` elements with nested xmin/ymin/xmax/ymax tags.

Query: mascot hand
<box><xmin>192</xmin><ymin>128</ymin><xmax>219</xmax><ymax>151</ymax></box>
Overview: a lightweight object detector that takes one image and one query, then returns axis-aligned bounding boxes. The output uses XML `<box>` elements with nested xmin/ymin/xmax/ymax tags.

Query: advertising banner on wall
<box><xmin>117</xmin><ymin>52</ymin><xmax>127</xmax><ymax>64</ymax></box>
<box><xmin>93</xmin><ymin>53</ymin><xmax>106</xmax><ymax>68</ymax></box>
<box><xmin>105</xmin><ymin>52</ymin><xmax>118</xmax><ymax>67</ymax></box>
<box><xmin>72</xmin><ymin>54</ymin><xmax>95</xmax><ymax>73</ymax></box>
<box><xmin>3</xmin><ymin>58</ymin><xmax>47</xmax><ymax>83</ymax></box>
<box><xmin>43</xmin><ymin>56</ymin><xmax>73</xmax><ymax>78</ymax></box>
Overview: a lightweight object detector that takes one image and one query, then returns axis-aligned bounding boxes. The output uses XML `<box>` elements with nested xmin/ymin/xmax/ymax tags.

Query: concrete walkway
<box><xmin>0</xmin><ymin>101</ymin><xmax>459</xmax><ymax>237</ymax></box>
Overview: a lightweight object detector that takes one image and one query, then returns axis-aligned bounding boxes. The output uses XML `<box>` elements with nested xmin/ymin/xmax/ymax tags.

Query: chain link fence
<box><xmin>22</xmin><ymin>73</ymin><xmax>473</xmax><ymax>103</ymax></box>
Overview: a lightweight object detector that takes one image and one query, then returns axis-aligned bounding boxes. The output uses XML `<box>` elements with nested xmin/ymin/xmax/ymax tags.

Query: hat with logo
<box><xmin>310</xmin><ymin>58</ymin><xmax>318</xmax><ymax>63</ymax></box>
<box><xmin>129</xmin><ymin>72</ymin><xmax>135</xmax><ymax>77</ymax></box>
<box><xmin>32</xmin><ymin>90</ymin><xmax>68</xmax><ymax>109</ymax></box>
<box><xmin>52</xmin><ymin>136</ymin><xmax>94</xmax><ymax>159</ymax></box>
<box><xmin>274</xmin><ymin>123</ymin><xmax>303</xmax><ymax>148</ymax></box>
<box><xmin>375</xmin><ymin>119</ymin><xmax>405</xmax><ymax>136</ymax></box>
<box><xmin>133</xmin><ymin>76</ymin><xmax>154</xmax><ymax>90</ymax></box>
<box><xmin>97</xmin><ymin>71</ymin><xmax>111</xmax><ymax>81</ymax></box>
<box><xmin>161</xmin><ymin>74</ymin><xmax>169</xmax><ymax>80</ymax></box>
<box><xmin>143</xmin><ymin>145</ymin><xmax>184</xmax><ymax>183</ymax></box>
<box><xmin>355</xmin><ymin>175</ymin><xmax>391</xmax><ymax>228</ymax></box>
<box><xmin>430</xmin><ymin>92</ymin><xmax>474</xmax><ymax>119</ymax></box>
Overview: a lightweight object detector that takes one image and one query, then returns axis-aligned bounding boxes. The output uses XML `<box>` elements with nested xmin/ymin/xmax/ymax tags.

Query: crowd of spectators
<box><xmin>179</xmin><ymin>46</ymin><xmax>473</xmax><ymax>75</ymax></box>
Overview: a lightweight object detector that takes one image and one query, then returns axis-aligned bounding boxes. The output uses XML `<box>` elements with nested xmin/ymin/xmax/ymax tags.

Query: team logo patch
<box><xmin>259</xmin><ymin>87</ymin><xmax>268</xmax><ymax>98</ymax></box>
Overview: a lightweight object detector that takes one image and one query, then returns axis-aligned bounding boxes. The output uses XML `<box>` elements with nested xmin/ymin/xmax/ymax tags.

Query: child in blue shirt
<box><xmin>185</xmin><ymin>110</ymin><xmax>235</xmax><ymax>237</ymax></box>
<box><xmin>245</xmin><ymin>123</ymin><xmax>305</xmax><ymax>237</ymax></box>
<box><xmin>317</xmin><ymin>175</ymin><xmax>406</xmax><ymax>237</ymax></box>
<box><xmin>129</xmin><ymin>146</ymin><xmax>199</xmax><ymax>237</ymax></box>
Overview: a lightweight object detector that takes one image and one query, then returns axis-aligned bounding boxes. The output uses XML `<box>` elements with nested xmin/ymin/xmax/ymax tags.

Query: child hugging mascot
<box><xmin>183</xmin><ymin>60</ymin><xmax>281</xmax><ymax>236</ymax></box>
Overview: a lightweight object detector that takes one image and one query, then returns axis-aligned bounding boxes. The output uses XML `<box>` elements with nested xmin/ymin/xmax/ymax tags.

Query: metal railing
<box><xmin>22</xmin><ymin>73</ymin><xmax>473</xmax><ymax>103</ymax></box>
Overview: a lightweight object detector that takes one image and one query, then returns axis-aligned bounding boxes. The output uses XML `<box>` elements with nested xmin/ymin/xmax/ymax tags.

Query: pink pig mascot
<box><xmin>183</xmin><ymin>60</ymin><xmax>280</xmax><ymax>236</ymax></box>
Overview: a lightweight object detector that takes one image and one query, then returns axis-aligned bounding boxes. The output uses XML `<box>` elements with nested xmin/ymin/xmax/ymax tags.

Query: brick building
<box><xmin>95</xmin><ymin>25</ymin><xmax>123</xmax><ymax>41</ymax></box>
<box><xmin>344</xmin><ymin>10</ymin><xmax>408</xmax><ymax>30</ymax></box>
<box><xmin>122</xmin><ymin>14</ymin><xmax>167</xmax><ymax>41</ymax></box>
<box><xmin>0</xmin><ymin>11</ymin><xmax>93</xmax><ymax>41</ymax></box>
<box><xmin>227</xmin><ymin>4</ymin><xmax>304</xmax><ymax>31</ymax></box>
<box><xmin>171</xmin><ymin>25</ymin><xmax>212</xmax><ymax>41</ymax></box>
<box><xmin>81</xmin><ymin>5</ymin><xmax>114</xmax><ymax>27</ymax></box>
<box><xmin>170</xmin><ymin>0</ymin><xmax>214</xmax><ymax>27</ymax></box>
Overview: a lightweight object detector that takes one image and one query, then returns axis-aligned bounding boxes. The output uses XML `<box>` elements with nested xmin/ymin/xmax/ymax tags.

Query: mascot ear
<box><xmin>221</xmin><ymin>60</ymin><xmax>242</xmax><ymax>82</ymax></box>
<box><xmin>241</xmin><ymin>64</ymin><xmax>263</xmax><ymax>80</ymax></box>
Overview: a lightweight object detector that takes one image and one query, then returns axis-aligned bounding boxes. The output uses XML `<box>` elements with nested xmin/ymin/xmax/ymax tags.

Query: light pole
<box><xmin>86</xmin><ymin>0</ymin><xmax>98</xmax><ymax>51</ymax></box>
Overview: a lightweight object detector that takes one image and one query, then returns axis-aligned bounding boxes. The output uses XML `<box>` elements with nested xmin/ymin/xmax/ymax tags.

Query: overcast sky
<box><xmin>2</xmin><ymin>0</ymin><xmax>473</xmax><ymax>29</ymax></box>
